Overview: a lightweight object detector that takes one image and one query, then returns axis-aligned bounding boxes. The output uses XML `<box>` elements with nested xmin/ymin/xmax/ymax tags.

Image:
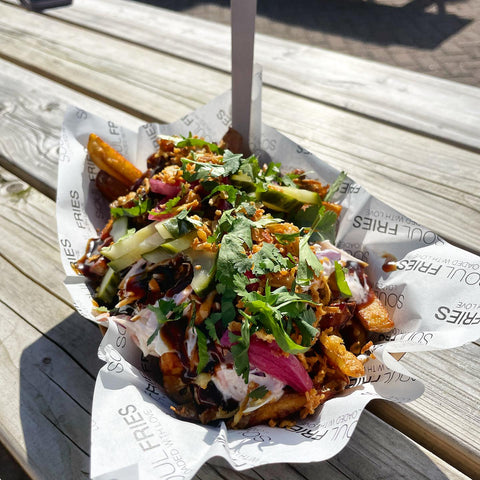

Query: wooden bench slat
<box><xmin>0</xmin><ymin>165</ymin><xmax>473</xmax><ymax>479</ymax></box>
<box><xmin>35</xmin><ymin>0</ymin><xmax>480</xmax><ymax>152</ymax></box>
<box><xmin>1</xmin><ymin>1</ymin><xmax>479</xmax><ymax>478</ymax></box>
<box><xmin>0</xmin><ymin>297</ymin><xmax>93</xmax><ymax>480</ymax></box>
<box><xmin>0</xmin><ymin>46</ymin><xmax>479</xmax><ymax>253</ymax></box>
<box><xmin>2</xmin><ymin>102</ymin><xmax>480</xmax><ymax>479</ymax></box>
<box><xmin>370</xmin><ymin>343</ymin><xmax>480</xmax><ymax>479</ymax></box>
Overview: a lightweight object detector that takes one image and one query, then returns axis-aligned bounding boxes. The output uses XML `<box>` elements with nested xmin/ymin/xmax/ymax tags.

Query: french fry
<box><xmin>87</xmin><ymin>133</ymin><xmax>142</xmax><ymax>187</ymax></box>
<box><xmin>233</xmin><ymin>392</ymin><xmax>308</xmax><ymax>428</ymax></box>
<box><xmin>322</xmin><ymin>201</ymin><xmax>342</xmax><ymax>217</ymax></box>
<box><xmin>356</xmin><ymin>293</ymin><xmax>394</xmax><ymax>333</ymax></box>
<box><xmin>320</xmin><ymin>330</ymin><xmax>365</xmax><ymax>378</ymax></box>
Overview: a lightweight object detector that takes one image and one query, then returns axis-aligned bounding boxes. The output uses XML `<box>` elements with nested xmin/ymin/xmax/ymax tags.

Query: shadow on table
<box><xmin>131</xmin><ymin>0</ymin><xmax>472</xmax><ymax>50</ymax></box>
<box><xmin>19</xmin><ymin>312</ymin><xmax>104</xmax><ymax>479</ymax></box>
<box><xmin>19</xmin><ymin>313</ymin><xmax>455</xmax><ymax>479</ymax></box>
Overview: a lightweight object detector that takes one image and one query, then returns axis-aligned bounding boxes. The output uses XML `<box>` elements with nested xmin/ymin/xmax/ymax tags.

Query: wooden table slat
<box><xmin>0</xmin><ymin>23</ymin><xmax>479</xmax><ymax>251</ymax></box>
<box><xmin>1</xmin><ymin>163</ymin><xmax>471</xmax><ymax>479</ymax></box>
<box><xmin>28</xmin><ymin>0</ymin><xmax>480</xmax><ymax>152</ymax></box>
<box><xmin>0</xmin><ymin>1</ymin><xmax>479</xmax><ymax>478</ymax></box>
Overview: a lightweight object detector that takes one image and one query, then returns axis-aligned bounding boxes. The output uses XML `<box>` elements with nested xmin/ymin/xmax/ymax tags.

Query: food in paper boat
<box><xmin>74</xmin><ymin>131</ymin><xmax>394</xmax><ymax>428</ymax></box>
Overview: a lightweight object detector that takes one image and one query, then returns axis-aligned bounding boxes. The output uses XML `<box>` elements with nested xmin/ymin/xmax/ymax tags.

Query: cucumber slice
<box><xmin>155</xmin><ymin>221</ymin><xmax>175</xmax><ymax>242</ymax></box>
<box><xmin>142</xmin><ymin>231</ymin><xmax>197</xmax><ymax>264</ymax></box>
<box><xmin>155</xmin><ymin>215</ymin><xmax>194</xmax><ymax>240</ymax></box>
<box><xmin>188</xmin><ymin>249</ymin><xmax>217</xmax><ymax>297</ymax></box>
<box><xmin>101</xmin><ymin>222</ymin><xmax>158</xmax><ymax>260</ymax></box>
<box><xmin>258</xmin><ymin>185</ymin><xmax>320</xmax><ymax>213</ymax></box>
<box><xmin>142</xmin><ymin>248</ymin><xmax>172</xmax><ymax>264</ymax></box>
<box><xmin>108</xmin><ymin>231</ymin><xmax>170</xmax><ymax>271</ymax></box>
<box><xmin>110</xmin><ymin>216</ymin><xmax>129</xmax><ymax>242</ymax></box>
<box><xmin>160</xmin><ymin>231</ymin><xmax>197</xmax><ymax>254</ymax></box>
<box><xmin>231</xmin><ymin>172</ymin><xmax>255</xmax><ymax>192</ymax></box>
<box><xmin>107</xmin><ymin>251</ymin><xmax>139</xmax><ymax>272</ymax></box>
<box><xmin>96</xmin><ymin>267</ymin><xmax>120</xmax><ymax>306</ymax></box>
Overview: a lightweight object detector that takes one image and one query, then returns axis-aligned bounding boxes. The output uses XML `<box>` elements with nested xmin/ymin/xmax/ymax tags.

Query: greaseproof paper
<box><xmin>57</xmin><ymin>77</ymin><xmax>480</xmax><ymax>480</ymax></box>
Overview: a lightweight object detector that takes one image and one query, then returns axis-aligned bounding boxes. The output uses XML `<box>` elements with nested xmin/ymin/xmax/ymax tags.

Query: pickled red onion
<box><xmin>221</xmin><ymin>332</ymin><xmax>313</xmax><ymax>393</ymax></box>
<box><xmin>150</xmin><ymin>179</ymin><xmax>181</xmax><ymax>197</ymax></box>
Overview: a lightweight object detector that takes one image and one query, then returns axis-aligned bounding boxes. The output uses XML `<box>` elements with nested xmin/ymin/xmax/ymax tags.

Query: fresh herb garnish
<box><xmin>148</xmin><ymin>194</ymin><xmax>182</xmax><ymax>217</ymax></box>
<box><xmin>147</xmin><ymin>299</ymin><xmax>187</xmax><ymax>345</ymax></box>
<box><xmin>162</xmin><ymin>209</ymin><xmax>202</xmax><ymax>237</ymax></box>
<box><xmin>297</xmin><ymin>232</ymin><xmax>323</xmax><ymax>287</ymax></box>
<box><xmin>229</xmin><ymin>318</ymin><xmax>251</xmax><ymax>382</ymax></box>
<box><xmin>111</xmin><ymin>197</ymin><xmax>152</xmax><ymax>218</ymax></box>
<box><xmin>323</xmin><ymin>171</ymin><xmax>347</xmax><ymax>202</ymax></box>
<box><xmin>205</xmin><ymin>313</ymin><xmax>221</xmax><ymax>341</ymax></box>
<box><xmin>249</xmin><ymin>385</ymin><xmax>269</xmax><ymax>399</ymax></box>
<box><xmin>181</xmin><ymin>150</ymin><xmax>242</xmax><ymax>181</ymax></box>
<box><xmin>295</xmin><ymin>308</ymin><xmax>319</xmax><ymax>347</ymax></box>
<box><xmin>196</xmin><ymin>327</ymin><xmax>209</xmax><ymax>374</ymax></box>
<box><xmin>239</xmin><ymin>284</ymin><xmax>312</xmax><ymax>356</ymax></box>
<box><xmin>250</xmin><ymin>242</ymin><xmax>293</xmax><ymax>276</ymax></box>
<box><xmin>334</xmin><ymin>261</ymin><xmax>353</xmax><ymax>298</ymax></box>
<box><xmin>273</xmin><ymin>231</ymin><xmax>301</xmax><ymax>244</ymax></box>
<box><xmin>176</xmin><ymin>134</ymin><xmax>223</xmax><ymax>154</ymax></box>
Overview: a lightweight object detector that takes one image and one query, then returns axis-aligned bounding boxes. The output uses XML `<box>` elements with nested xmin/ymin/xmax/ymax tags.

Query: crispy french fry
<box><xmin>87</xmin><ymin>133</ymin><xmax>142</xmax><ymax>186</ymax></box>
<box><xmin>232</xmin><ymin>392</ymin><xmax>308</xmax><ymax>428</ymax></box>
<box><xmin>356</xmin><ymin>293</ymin><xmax>394</xmax><ymax>333</ymax></box>
<box><xmin>322</xmin><ymin>201</ymin><xmax>342</xmax><ymax>216</ymax></box>
<box><xmin>320</xmin><ymin>330</ymin><xmax>365</xmax><ymax>378</ymax></box>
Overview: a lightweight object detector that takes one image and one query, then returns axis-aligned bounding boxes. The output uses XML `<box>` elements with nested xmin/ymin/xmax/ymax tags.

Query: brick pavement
<box><xmin>136</xmin><ymin>0</ymin><xmax>480</xmax><ymax>87</ymax></box>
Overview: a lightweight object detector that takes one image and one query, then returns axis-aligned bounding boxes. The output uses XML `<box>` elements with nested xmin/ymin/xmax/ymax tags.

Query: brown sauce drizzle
<box><xmin>382</xmin><ymin>253</ymin><xmax>398</xmax><ymax>272</ymax></box>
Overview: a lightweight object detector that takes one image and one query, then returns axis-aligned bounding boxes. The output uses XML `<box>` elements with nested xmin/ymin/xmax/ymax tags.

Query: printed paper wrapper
<box><xmin>57</xmin><ymin>76</ymin><xmax>480</xmax><ymax>480</ymax></box>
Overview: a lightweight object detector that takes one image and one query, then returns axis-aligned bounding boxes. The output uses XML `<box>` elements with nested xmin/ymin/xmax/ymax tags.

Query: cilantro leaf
<box><xmin>262</xmin><ymin>162</ymin><xmax>282</xmax><ymax>184</ymax></box>
<box><xmin>147</xmin><ymin>299</ymin><xmax>186</xmax><ymax>345</ymax></box>
<box><xmin>238</xmin><ymin>155</ymin><xmax>261</xmax><ymax>182</ymax></box>
<box><xmin>251</xmin><ymin>243</ymin><xmax>290</xmax><ymax>276</ymax></box>
<box><xmin>162</xmin><ymin>209</ymin><xmax>202</xmax><ymax>237</ymax></box>
<box><xmin>280</xmin><ymin>172</ymin><xmax>301</xmax><ymax>188</ymax></box>
<box><xmin>176</xmin><ymin>135</ymin><xmax>223</xmax><ymax>154</ymax></box>
<box><xmin>148</xmin><ymin>298</ymin><xmax>178</xmax><ymax>323</ymax></box>
<box><xmin>111</xmin><ymin>197</ymin><xmax>152</xmax><ymax>218</ymax></box>
<box><xmin>295</xmin><ymin>308</ymin><xmax>319</xmax><ymax>347</ymax></box>
<box><xmin>206</xmin><ymin>184</ymin><xmax>240</xmax><ymax>204</ymax></box>
<box><xmin>230</xmin><ymin>319</ymin><xmax>251</xmax><ymax>382</ymax></box>
<box><xmin>312</xmin><ymin>209</ymin><xmax>338</xmax><ymax>243</ymax></box>
<box><xmin>149</xmin><ymin>194</ymin><xmax>182</xmax><ymax>217</ymax></box>
<box><xmin>293</xmin><ymin>204</ymin><xmax>321</xmax><ymax>229</ymax></box>
<box><xmin>181</xmin><ymin>150</ymin><xmax>242</xmax><ymax>181</ymax></box>
<box><xmin>205</xmin><ymin>313</ymin><xmax>221</xmax><ymax>341</ymax></box>
<box><xmin>323</xmin><ymin>171</ymin><xmax>347</xmax><ymax>202</ymax></box>
<box><xmin>196</xmin><ymin>328</ymin><xmax>209</xmax><ymax>374</ymax></box>
<box><xmin>216</xmin><ymin>234</ymin><xmax>251</xmax><ymax>288</ymax></box>
<box><xmin>249</xmin><ymin>385</ymin><xmax>269</xmax><ymax>399</ymax></box>
<box><xmin>334</xmin><ymin>261</ymin><xmax>353</xmax><ymax>297</ymax></box>
<box><xmin>297</xmin><ymin>234</ymin><xmax>323</xmax><ymax>286</ymax></box>
<box><xmin>241</xmin><ymin>285</ymin><xmax>309</xmax><ymax>355</ymax></box>
<box><xmin>214</xmin><ymin>211</ymin><xmax>259</xmax><ymax>288</ymax></box>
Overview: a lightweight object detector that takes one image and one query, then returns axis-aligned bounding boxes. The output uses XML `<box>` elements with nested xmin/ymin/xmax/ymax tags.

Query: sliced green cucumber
<box><xmin>142</xmin><ymin>248</ymin><xmax>172</xmax><ymax>264</ymax></box>
<box><xmin>101</xmin><ymin>222</ymin><xmax>158</xmax><ymax>260</ymax></box>
<box><xmin>231</xmin><ymin>172</ymin><xmax>255</xmax><ymax>192</ymax></box>
<box><xmin>258</xmin><ymin>185</ymin><xmax>320</xmax><ymax>213</ymax></box>
<box><xmin>155</xmin><ymin>221</ymin><xmax>176</xmax><ymax>242</ymax></box>
<box><xmin>160</xmin><ymin>231</ymin><xmax>197</xmax><ymax>254</ymax></box>
<box><xmin>96</xmin><ymin>267</ymin><xmax>120</xmax><ymax>306</ymax></box>
<box><xmin>107</xmin><ymin>250</ymin><xmax>142</xmax><ymax>272</ymax></box>
<box><xmin>110</xmin><ymin>216</ymin><xmax>129</xmax><ymax>242</ymax></box>
<box><xmin>155</xmin><ymin>215</ymin><xmax>195</xmax><ymax>240</ymax></box>
<box><xmin>143</xmin><ymin>231</ymin><xmax>197</xmax><ymax>264</ymax></box>
<box><xmin>188</xmin><ymin>249</ymin><xmax>217</xmax><ymax>297</ymax></box>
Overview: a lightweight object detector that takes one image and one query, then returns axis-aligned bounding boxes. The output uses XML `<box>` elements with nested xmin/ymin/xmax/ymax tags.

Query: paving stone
<box><xmin>138</xmin><ymin>0</ymin><xmax>480</xmax><ymax>88</ymax></box>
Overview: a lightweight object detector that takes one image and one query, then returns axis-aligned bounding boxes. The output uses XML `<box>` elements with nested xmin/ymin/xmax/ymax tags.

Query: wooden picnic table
<box><xmin>0</xmin><ymin>0</ymin><xmax>479</xmax><ymax>479</ymax></box>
